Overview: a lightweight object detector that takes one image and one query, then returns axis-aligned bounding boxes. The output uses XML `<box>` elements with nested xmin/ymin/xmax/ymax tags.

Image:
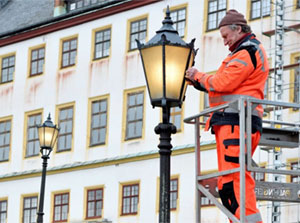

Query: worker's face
<box><xmin>220</xmin><ymin>25</ymin><xmax>243</xmax><ymax>48</ymax></box>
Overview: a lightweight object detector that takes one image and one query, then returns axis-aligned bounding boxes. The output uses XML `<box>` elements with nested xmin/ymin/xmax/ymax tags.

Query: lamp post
<box><xmin>36</xmin><ymin>114</ymin><xmax>59</xmax><ymax>223</ymax></box>
<box><xmin>137</xmin><ymin>7</ymin><xmax>196</xmax><ymax>223</ymax></box>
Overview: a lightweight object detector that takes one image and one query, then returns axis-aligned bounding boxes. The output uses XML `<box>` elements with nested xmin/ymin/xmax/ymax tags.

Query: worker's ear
<box><xmin>237</xmin><ymin>25</ymin><xmax>242</xmax><ymax>34</ymax></box>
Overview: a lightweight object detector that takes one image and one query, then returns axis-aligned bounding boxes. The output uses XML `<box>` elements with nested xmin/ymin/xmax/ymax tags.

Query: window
<box><xmin>251</xmin><ymin>170</ymin><xmax>265</xmax><ymax>182</ymax></box>
<box><xmin>129</xmin><ymin>18</ymin><xmax>147</xmax><ymax>51</ymax></box>
<box><xmin>125</xmin><ymin>91</ymin><xmax>144</xmax><ymax>140</ymax></box>
<box><xmin>94</xmin><ymin>28</ymin><xmax>111</xmax><ymax>60</ymax></box>
<box><xmin>26</xmin><ymin>113</ymin><xmax>42</xmax><ymax>157</ymax></box>
<box><xmin>1</xmin><ymin>55</ymin><xmax>15</xmax><ymax>83</ymax></box>
<box><xmin>291</xmin><ymin>162</ymin><xmax>299</xmax><ymax>183</ymax></box>
<box><xmin>0</xmin><ymin>119</ymin><xmax>11</xmax><ymax>162</ymax></box>
<box><xmin>68</xmin><ymin>0</ymin><xmax>109</xmax><ymax>11</ymax></box>
<box><xmin>121</xmin><ymin>184</ymin><xmax>139</xmax><ymax>215</ymax></box>
<box><xmin>57</xmin><ymin>106</ymin><xmax>73</xmax><ymax>152</ymax></box>
<box><xmin>293</xmin><ymin>56</ymin><xmax>300</xmax><ymax>104</ymax></box>
<box><xmin>61</xmin><ymin>38</ymin><xmax>77</xmax><ymax>68</ymax></box>
<box><xmin>207</xmin><ymin>0</ymin><xmax>226</xmax><ymax>31</ymax></box>
<box><xmin>30</xmin><ymin>47</ymin><xmax>45</xmax><ymax>76</ymax></box>
<box><xmin>250</xmin><ymin>0</ymin><xmax>271</xmax><ymax>20</ymax></box>
<box><xmin>86</xmin><ymin>188</ymin><xmax>103</xmax><ymax>219</ymax></box>
<box><xmin>170</xmin><ymin>7</ymin><xmax>186</xmax><ymax>37</ymax></box>
<box><xmin>53</xmin><ymin>193</ymin><xmax>69</xmax><ymax>222</ymax></box>
<box><xmin>170</xmin><ymin>179</ymin><xmax>178</xmax><ymax>210</ymax></box>
<box><xmin>90</xmin><ymin>99</ymin><xmax>107</xmax><ymax>146</ymax></box>
<box><xmin>0</xmin><ymin>200</ymin><xmax>7</xmax><ymax>223</ymax></box>
<box><xmin>23</xmin><ymin>196</ymin><xmax>38</xmax><ymax>223</ymax></box>
<box><xmin>201</xmin><ymin>196</ymin><xmax>214</xmax><ymax>207</ymax></box>
<box><xmin>200</xmin><ymin>177</ymin><xmax>217</xmax><ymax>207</ymax></box>
<box><xmin>169</xmin><ymin>107</ymin><xmax>182</xmax><ymax>131</ymax></box>
<box><xmin>297</xmin><ymin>0</ymin><xmax>300</xmax><ymax>8</ymax></box>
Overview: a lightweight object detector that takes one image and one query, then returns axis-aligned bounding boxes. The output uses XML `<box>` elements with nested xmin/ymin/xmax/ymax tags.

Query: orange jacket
<box><xmin>194</xmin><ymin>34</ymin><xmax>269</xmax><ymax>130</ymax></box>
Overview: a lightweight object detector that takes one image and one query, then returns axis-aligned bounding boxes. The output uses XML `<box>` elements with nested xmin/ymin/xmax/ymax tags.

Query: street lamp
<box><xmin>36</xmin><ymin>114</ymin><xmax>59</xmax><ymax>223</ymax></box>
<box><xmin>137</xmin><ymin>6</ymin><xmax>196</xmax><ymax>223</ymax></box>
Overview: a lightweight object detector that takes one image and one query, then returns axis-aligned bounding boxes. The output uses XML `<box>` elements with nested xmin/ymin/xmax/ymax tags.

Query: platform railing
<box><xmin>184</xmin><ymin>97</ymin><xmax>300</xmax><ymax>223</ymax></box>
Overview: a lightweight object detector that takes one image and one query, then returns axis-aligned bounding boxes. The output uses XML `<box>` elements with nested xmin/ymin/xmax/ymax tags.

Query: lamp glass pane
<box><xmin>165</xmin><ymin>45</ymin><xmax>190</xmax><ymax>100</ymax></box>
<box><xmin>38</xmin><ymin>127</ymin><xmax>45</xmax><ymax>147</ymax></box>
<box><xmin>38</xmin><ymin>126</ymin><xmax>58</xmax><ymax>148</ymax></box>
<box><xmin>181</xmin><ymin>51</ymin><xmax>195</xmax><ymax>102</ymax></box>
<box><xmin>52</xmin><ymin>127</ymin><xmax>59</xmax><ymax>148</ymax></box>
<box><xmin>140</xmin><ymin>45</ymin><xmax>163</xmax><ymax>100</ymax></box>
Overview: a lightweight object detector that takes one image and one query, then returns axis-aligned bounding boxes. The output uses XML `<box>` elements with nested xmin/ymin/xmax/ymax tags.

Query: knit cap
<box><xmin>218</xmin><ymin>9</ymin><xmax>247</xmax><ymax>28</ymax></box>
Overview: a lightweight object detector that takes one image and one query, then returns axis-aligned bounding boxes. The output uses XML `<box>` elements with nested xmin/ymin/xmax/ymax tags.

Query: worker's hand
<box><xmin>185</xmin><ymin>67</ymin><xmax>199</xmax><ymax>85</ymax></box>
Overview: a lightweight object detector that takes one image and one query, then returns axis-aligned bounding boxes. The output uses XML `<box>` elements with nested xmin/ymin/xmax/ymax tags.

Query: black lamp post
<box><xmin>36</xmin><ymin>114</ymin><xmax>59</xmax><ymax>223</ymax></box>
<box><xmin>137</xmin><ymin>7</ymin><xmax>196</xmax><ymax>223</ymax></box>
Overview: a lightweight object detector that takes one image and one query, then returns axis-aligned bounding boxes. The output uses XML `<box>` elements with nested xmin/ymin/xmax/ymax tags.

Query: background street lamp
<box><xmin>137</xmin><ymin>7</ymin><xmax>196</xmax><ymax>223</ymax></box>
<box><xmin>36</xmin><ymin>114</ymin><xmax>59</xmax><ymax>223</ymax></box>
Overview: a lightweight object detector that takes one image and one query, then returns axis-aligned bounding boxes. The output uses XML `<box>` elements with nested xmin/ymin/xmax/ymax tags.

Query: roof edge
<box><xmin>0</xmin><ymin>0</ymin><xmax>161</xmax><ymax>47</ymax></box>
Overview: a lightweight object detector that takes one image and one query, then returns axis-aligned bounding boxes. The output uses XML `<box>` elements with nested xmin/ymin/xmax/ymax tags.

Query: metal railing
<box><xmin>184</xmin><ymin>97</ymin><xmax>300</xmax><ymax>223</ymax></box>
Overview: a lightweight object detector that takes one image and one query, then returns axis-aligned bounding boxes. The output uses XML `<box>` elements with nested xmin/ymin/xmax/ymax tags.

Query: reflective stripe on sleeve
<box><xmin>208</xmin><ymin>78</ymin><xmax>215</xmax><ymax>91</ymax></box>
<box><xmin>226</xmin><ymin>58</ymin><xmax>248</xmax><ymax>67</ymax></box>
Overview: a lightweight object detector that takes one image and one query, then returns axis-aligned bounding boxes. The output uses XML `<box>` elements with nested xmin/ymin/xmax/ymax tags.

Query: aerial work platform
<box><xmin>184</xmin><ymin>98</ymin><xmax>300</xmax><ymax>223</ymax></box>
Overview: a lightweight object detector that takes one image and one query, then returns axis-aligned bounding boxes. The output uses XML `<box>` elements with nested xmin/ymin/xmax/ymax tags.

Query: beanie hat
<box><xmin>218</xmin><ymin>9</ymin><xmax>247</xmax><ymax>28</ymax></box>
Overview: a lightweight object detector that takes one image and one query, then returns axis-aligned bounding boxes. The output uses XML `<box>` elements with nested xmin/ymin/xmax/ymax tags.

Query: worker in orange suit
<box><xmin>185</xmin><ymin>9</ymin><xmax>268</xmax><ymax>223</ymax></box>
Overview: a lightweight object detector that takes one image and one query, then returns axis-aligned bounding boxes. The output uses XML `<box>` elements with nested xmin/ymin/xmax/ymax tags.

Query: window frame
<box><xmin>0</xmin><ymin>53</ymin><xmax>15</xmax><ymax>84</ymax></box>
<box><xmin>85</xmin><ymin>188</ymin><xmax>104</xmax><ymax>219</ymax></box>
<box><xmin>22</xmin><ymin>195</ymin><xmax>38</xmax><ymax>223</ymax></box>
<box><xmin>206</xmin><ymin>0</ymin><xmax>227</xmax><ymax>32</ymax></box>
<box><xmin>67</xmin><ymin>0</ymin><xmax>110</xmax><ymax>11</ymax></box>
<box><xmin>0</xmin><ymin>199</ymin><xmax>7</xmax><ymax>223</ymax></box>
<box><xmin>56</xmin><ymin>103</ymin><xmax>75</xmax><ymax>153</ymax></box>
<box><xmin>169</xmin><ymin>5</ymin><xmax>187</xmax><ymax>38</ymax></box>
<box><xmin>53</xmin><ymin>192</ymin><xmax>69</xmax><ymax>223</ymax></box>
<box><xmin>290</xmin><ymin>161</ymin><xmax>300</xmax><ymax>183</ymax></box>
<box><xmin>170</xmin><ymin>178</ymin><xmax>179</xmax><ymax>211</ymax></box>
<box><xmin>169</xmin><ymin>106</ymin><xmax>183</xmax><ymax>132</ymax></box>
<box><xmin>293</xmin><ymin>56</ymin><xmax>300</xmax><ymax>104</ymax></box>
<box><xmin>29</xmin><ymin>45</ymin><xmax>45</xmax><ymax>77</ymax></box>
<box><xmin>0</xmin><ymin>116</ymin><xmax>12</xmax><ymax>162</ymax></box>
<box><xmin>199</xmin><ymin>170</ymin><xmax>217</xmax><ymax>207</ymax></box>
<box><xmin>123</xmin><ymin>88</ymin><xmax>145</xmax><ymax>141</ymax></box>
<box><xmin>92</xmin><ymin>26</ymin><xmax>111</xmax><ymax>61</ymax></box>
<box><xmin>88</xmin><ymin>95</ymin><xmax>109</xmax><ymax>148</ymax></box>
<box><xmin>249</xmin><ymin>0</ymin><xmax>271</xmax><ymax>20</ymax></box>
<box><xmin>251</xmin><ymin>166</ymin><xmax>266</xmax><ymax>182</ymax></box>
<box><xmin>289</xmin><ymin>52</ymin><xmax>300</xmax><ymax>112</ymax></box>
<box><xmin>24</xmin><ymin>110</ymin><xmax>43</xmax><ymax>158</ymax></box>
<box><xmin>59</xmin><ymin>35</ymin><xmax>78</xmax><ymax>69</ymax></box>
<box><xmin>121</xmin><ymin>183</ymin><xmax>139</xmax><ymax>216</ymax></box>
<box><xmin>127</xmin><ymin>15</ymin><xmax>148</xmax><ymax>52</ymax></box>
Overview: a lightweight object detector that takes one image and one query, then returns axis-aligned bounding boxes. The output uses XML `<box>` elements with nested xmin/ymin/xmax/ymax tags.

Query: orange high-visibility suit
<box><xmin>193</xmin><ymin>34</ymin><xmax>268</xmax><ymax>222</ymax></box>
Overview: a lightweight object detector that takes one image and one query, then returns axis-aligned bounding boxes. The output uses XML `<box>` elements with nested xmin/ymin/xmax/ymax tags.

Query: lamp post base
<box><xmin>155</xmin><ymin>122</ymin><xmax>176</xmax><ymax>223</ymax></box>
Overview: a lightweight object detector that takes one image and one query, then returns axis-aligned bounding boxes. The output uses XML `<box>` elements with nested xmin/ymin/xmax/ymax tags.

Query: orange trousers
<box><xmin>214</xmin><ymin>125</ymin><xmax>263</xmax><ymax>223</ymax></box>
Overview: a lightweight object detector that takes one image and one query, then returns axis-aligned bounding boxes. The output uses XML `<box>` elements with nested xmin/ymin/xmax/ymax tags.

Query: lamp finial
<box><xmin>162</xmin><ymin>5</ymin><xmax>173</xmax><ymax>26</ymax></box>
<box><xmin>47</xmin><ymin>113</ymin><xmax>51</xmax><ymax>121</ymax></box>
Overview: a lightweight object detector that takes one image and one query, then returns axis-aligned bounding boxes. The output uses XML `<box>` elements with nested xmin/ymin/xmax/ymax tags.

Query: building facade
<box><xmin>0</xmin><ymin>0</ymin><xmax>299</xmax><ymax>222</ymax></box>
